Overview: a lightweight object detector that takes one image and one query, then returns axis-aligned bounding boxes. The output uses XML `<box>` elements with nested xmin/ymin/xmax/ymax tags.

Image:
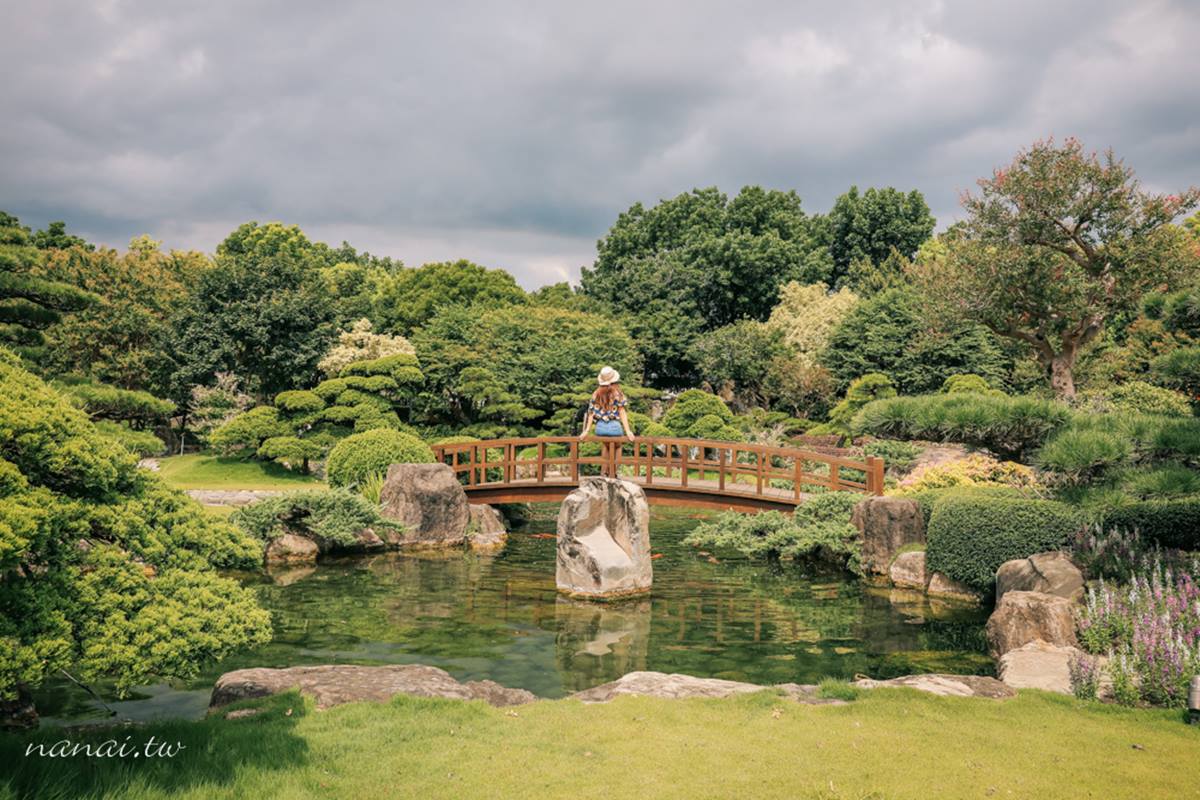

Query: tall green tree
<box><xmin>827</xmin><ymin>186</ymin><xmax>935</xmax><ymax>287</ymax></box>
<box><xmin>581</xmin><ymin>186</ymin><xmax>832</xmax><ymax>386</ymax></box>
<box><xmin>34</xmin><ymin>236</ymin><xmax>208</xmax><ymax>393</ymax></box>
<box><xmin>0</xmin><ymin>215</ymin><xmax>94</xmax><ymax>364</ymax></box>
<box><xmin>167</xmin><ymin>222</ymin><xmax>338</xmax><ymax>403</ymax></box>
<box><xmin>372</xmin><ymin>259</ymin><xmax>527</xmax><ymax>336</ymax></box>
<box><xmin>820</xmin><ymin>287</ymin><xmax>1010</xmax><ymax>395</ymax></box>
<box><xmin>913</xmin><ymin>139</ymin><xmax>1200</xmax><ymax>398</ymax></box>
<box><xmin>413</xmin><ymin>304</ymin><xmax>642</xmax><ymax>436</ymax></box>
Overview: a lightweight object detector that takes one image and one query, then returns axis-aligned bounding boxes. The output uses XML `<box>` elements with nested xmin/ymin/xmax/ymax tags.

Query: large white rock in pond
<box><xmin>556</xmin><ymin>477</ymin><xmax>652</xmax><ymax>600</ymax></box>
<box><xmin>379</xmin><ymin>463</ymin><xmax>470</xmax><ymax>548</ymax></box>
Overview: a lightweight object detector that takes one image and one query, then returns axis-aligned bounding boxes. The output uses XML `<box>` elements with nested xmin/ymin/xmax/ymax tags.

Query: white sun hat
<box><xmin>597</xmin><ymin>366</ymin><xmax>621</xmax><ymax>386</ymax></box>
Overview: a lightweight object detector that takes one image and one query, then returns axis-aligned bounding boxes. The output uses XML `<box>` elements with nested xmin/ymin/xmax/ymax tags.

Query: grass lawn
<box><xmin>4</xmin><ymin>689</ymin><xmax>1197</xmax><ymax>799</ymax></box>
<box><xmin>155</xmin><ymin>454</ymin><xmax>326</xmax><ymax>492</ymax></box>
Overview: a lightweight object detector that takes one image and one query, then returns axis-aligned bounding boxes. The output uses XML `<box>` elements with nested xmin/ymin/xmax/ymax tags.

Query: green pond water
<box><xmin>34</xmin><ymin>507</ymin><xmax>991</xmax><ymax>725</ymax></box>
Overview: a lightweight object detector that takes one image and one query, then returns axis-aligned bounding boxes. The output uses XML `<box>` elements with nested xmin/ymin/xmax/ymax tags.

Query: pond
<box><xmin>34</xmin><ymin>506</ymin><xmax>991</xmax><ymax>725</ymax></box>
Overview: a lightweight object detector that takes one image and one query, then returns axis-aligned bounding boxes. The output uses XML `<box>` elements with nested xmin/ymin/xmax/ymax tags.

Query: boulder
<box><xmin>926</xmin><ymin>572</ymin><xmax>984</xmax><ymax>603</ymax></box>
<box><xmin>986</xmin><ymin>590</ymin><xmax>1077</xmax><ymax>657</ymax></box>
<box><xmin>851</xmin><ymin>497</ymin><xmax>925</xmax><ymax>575</ymax></box>
<box><xmin>997</xmin><ymin>641</ymin><xmax>1082</xmax><ymax>694</ymax></box>
<box><xmin>265</xmin><ymin>533</ymin><xmax>319</xmax><ymax>565</ymax></box>
<box><xmin>209</xmin><ymin>664</ymin><xmax>535</xmax><ymax>710</ymax></box>
<box><xmin>468</xmin><ymin>504</ymin><xmax>508</xmax><ymax>551</ymax></box>
<box><xmin>556</xmin><ymin>477</ymin><xmax>652</xmax><ymax>600</ymax></box>
<box><xmin>571</xmin><ymin>672</ymin><xmax>838</xmax><ymax>705</ymax></box>
<box><xmin>345</xmin><ymin>527</ymin><xmax>386</xmax><ymax>553</ymax></box>
<box><xmin>889</xmin><ymin>549</ymin><xmax>927</xmax><ymax>589</ymax></box>
<box><xmin>853</xmin><ymin>673</ymin><xmax>1015</xmax><ymax>699</ymax></box>
<box><xmin>379</xmin><ymin>463</ymin><xmax>470</xmax><ymax>548</ymax></box>
<box><xmin>995</xmin><ymin>551</ymin><xmax>1084</xmax><ymax>602</ymax></box>
<box><xmin>0</xmin><ymin>686</ymin><xmax>38</xmax><ymax>730</ymax></box>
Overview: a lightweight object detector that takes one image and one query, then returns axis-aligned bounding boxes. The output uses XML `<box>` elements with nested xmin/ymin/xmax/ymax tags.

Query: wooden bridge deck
<box><xmin>432</xmin><ymin>436</ymin><xmax>884</xmax><ymax>513</ymax></box>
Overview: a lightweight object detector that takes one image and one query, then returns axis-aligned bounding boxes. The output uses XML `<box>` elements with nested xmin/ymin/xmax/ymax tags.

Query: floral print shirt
<box><xmin>588</xmin><ymin>396</ymin><xmax>626</xmax><ymax>423</ymax></box>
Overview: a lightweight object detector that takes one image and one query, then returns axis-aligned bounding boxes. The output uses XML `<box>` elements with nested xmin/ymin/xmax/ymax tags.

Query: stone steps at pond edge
<box><xmin>208</xmin><ymin>666</ymin><xmax>1015</xmax><ymax>717</ymax></box>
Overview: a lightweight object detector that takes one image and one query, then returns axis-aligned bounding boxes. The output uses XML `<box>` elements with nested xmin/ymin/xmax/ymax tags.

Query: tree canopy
<box><xmin>913</xmin><ymin>138</ymin><xmax>1200</xmax><ymax>398</ymax></box>
<box><xmin>827</xmin><ymin>186</ymin><xmax>935</xmax><ymax>287</ymax></box>
<box><xmin>372</xmin><ymin>259</ymin><xmax>527</xmax><ymax>336</ymax></box>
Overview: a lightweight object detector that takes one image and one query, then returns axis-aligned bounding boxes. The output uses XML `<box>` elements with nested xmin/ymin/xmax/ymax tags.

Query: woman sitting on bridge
<box><xmin>579</xmin><ymin>366</ymin><xmax>635</xmax><ymax>441</ymax></box>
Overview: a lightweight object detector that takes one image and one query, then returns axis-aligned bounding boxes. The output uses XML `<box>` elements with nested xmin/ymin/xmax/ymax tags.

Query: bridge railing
<box><xmin>430</xmin><ymin>436</ymin><xmax>885</xmax><ymax>501</ymax></box>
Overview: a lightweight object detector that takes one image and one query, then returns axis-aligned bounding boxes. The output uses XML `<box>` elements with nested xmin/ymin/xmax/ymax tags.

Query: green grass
<box><xmin>4</xmin><ymin>689</ymin><xmax>1198</xmax><ymax>799</ymax></box>
<box><xmin>155</xmin><ymin>454</ymin><xmax>326</xmax><ymax>491</ymax></box>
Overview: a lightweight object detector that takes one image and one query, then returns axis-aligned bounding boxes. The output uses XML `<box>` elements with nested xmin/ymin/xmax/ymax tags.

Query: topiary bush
<box><xmin>1036</xmin><ymin>427</ymin><xmax>1131</xmax><ymax>482</ymax></box>
<box><xmin>325</xmin><ymin>428</ymin><xmax>434</xmax><ymax>488</ymax></box>
<box><xmin>662</xmin><ymin>389</ymin><xmax>733</xmax><ymax>436</ymax></box>
<box><xmin>940</xmin><ymin>374</ymin><xmax>1004</xmax><ymax>396</ymax></box>
<box><xmin>1075</xmin><ymin>381</ymin><xmax>1192</xmax><ymax>417</ymax></box>
<box><xmin>208</xmin><ymin>406</ymin><xmax>291</xmax><ymax>456</ymax></box>
<box><xmin>828</xmin><ymin>373</ymin><xmax>896</xmax><ymax>431</ymax></box>
<box><xmin>851</xmin><ymin>393</ymin><xmax>1072</xmax><ymax>461</ymax></box>
<box><xmin>1103</xmin><ymin>498</ymin><xmax>1200</xmax><ymax>551</ymax></box>
<box><xmin>926</xmin><ymin>493</ymin><xmax>1086</xmax><ymax>590</ymax></box>
<box><xmin>231</xmin><ymin>489</ymin><xmax>404</xmax><ymax>547</ymax></box>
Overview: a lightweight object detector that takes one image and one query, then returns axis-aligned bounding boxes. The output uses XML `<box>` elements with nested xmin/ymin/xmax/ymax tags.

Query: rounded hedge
<box><xmin>926</xmin><ymin>493</ymin><xmax>1086</xmax><ymax>590</ymax></box>
<box><xmin>325</xmin><ymin>428</ymin><xmax>434</xmax><ymax>487</ymax></box>
<box><xmin>1104</xmin><ymin>498</ymin><xmax>1200</xmax><ymax>551</ymax></box>
<box><xmin>662</xmin><ymin>389</ymin><xmax>733</xmax><ymax>435</ymax></box>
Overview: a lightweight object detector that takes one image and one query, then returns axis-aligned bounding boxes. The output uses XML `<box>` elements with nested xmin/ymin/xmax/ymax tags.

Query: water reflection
<box><xmin>33</xmin><ymin>507</ymin><xmax>991</xmax><ymax>723</ymax></box>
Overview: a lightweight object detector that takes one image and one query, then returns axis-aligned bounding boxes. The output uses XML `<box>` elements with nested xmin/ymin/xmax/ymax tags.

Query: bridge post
<box><xmin>866</xmin><ymin>456</ymin><xmax>885</xmax><ymax>496</ymax></box>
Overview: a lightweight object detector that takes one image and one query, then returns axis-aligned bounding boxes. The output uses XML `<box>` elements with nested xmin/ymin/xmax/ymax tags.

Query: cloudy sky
<box><xmin>2</xmin><ymin>1</ymin><xmax>1198</xmax><ymax>288</ymax></box>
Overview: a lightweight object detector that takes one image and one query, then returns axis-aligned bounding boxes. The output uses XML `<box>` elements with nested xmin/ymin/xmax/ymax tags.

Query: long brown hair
<box><xmin>591</xmin><ymin>384</ymin><xmax>624</xmax><ymax>412</ymax></box>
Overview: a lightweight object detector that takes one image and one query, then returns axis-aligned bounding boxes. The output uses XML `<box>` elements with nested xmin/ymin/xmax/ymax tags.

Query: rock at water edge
<box><xmin>379</xmin><ymin>463</ymin><xmax>470</xmax><ymax>548</ymax></box>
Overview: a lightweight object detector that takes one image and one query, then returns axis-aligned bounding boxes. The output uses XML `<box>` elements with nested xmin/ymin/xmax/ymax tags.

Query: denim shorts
<box><xmin>594</xmin><ymin>420</ymin><xmax>624</xmax><ymax>437</ymax></box>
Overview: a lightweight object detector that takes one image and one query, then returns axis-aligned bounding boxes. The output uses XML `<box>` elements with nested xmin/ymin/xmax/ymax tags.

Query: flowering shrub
<box><xmin>1076</xmin><ymin>557</ymin><xmax>1200</xmax><ymax>707</ymax></box>
<box><xmin>1068</xmin><ymin>651</ymin><xmax>1100</xmax><ymax>701</ymax></box>
<box><xmin>899</xmin><ymin>453</ymin><xmax>1043</xmax><ymax>493</ymax></box>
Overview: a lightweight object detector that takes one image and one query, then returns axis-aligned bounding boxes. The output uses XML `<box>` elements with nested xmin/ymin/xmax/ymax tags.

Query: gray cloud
<box><xmin>2</xmin><ymin>0</ymin><xmax>1198</xmax><ymax>287</ymax></box>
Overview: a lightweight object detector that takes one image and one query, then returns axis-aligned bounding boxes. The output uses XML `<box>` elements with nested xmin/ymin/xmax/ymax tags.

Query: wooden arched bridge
<box><xmin>431</xmin><ymin>436</ymin><xmax>885</xmax><ymax>512</ymax></box>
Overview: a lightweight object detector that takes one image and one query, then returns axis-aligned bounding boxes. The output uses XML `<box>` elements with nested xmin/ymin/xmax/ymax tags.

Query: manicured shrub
<box><xmin>862</xmin><ymin>439</ymin><xmax>921</xmax><ymax>474</ymax></box>
<box><xmin>256</xmin><ymin>435</ymin><xmax>325</xmax><ymax>472</ymax></box>
<box><xmin>926</xmin><ymin>493</ymin><xmax>1086</xmax><ymax>590</ymax></box>
<box><xmin>1036</xmin><ymin>428</ymin><xmax>1131</xmax><ymax>482</ymax></box>
<box><xmin>684</xmin><ymin>491</ymin><xmax>862</xmax><ymax>571</ymax></box>
<box><xmin>232</xmin><ymin>489</ymin><xmax>403</xmax><ymax>546</ymax></box>
<box><xmin>1120</xmin><ymin>464</ymin><xmax>1200</xmax><ymax>500</ymax></box>
<box><xmin>828</xmin><ymin>373</ymin><xmax>896</xmax><ymax>431</ymax></box>
<box><xmin>900</xmin><ymin>453</ymin><xmax>1042</xmax><ymax>493</ymax></box>
<box><xmin>325</xmin><ymin>428</ymin><xmax>434</xmax><ymax>488</ymax></box>
<box><xmin>273</xmin><ymin>389</ymin><xmax>325</xmax><ymax>414</ymax></box>
<box><xmin>662</xmin><ymin>389</ymin><xmax>733</xmax><ymax>435</ymax></box>
<box><xmin>1103</xmin><ymin>498</ymin><xmax>1200</xmax><ymax>551</ymax></box>
<box><xmin>61</xmin><ymin>381</ymin><xmax>175</xmax><ymax>423</ymax></box>
<box><xmin>852</xmin><ymin>393</ymin><xmax>1072</xmax><ymax>461</ymax></box>
<box><xmin>687</xmin><ymin>413</ymin><xmax>729</xmax><ymax>439</ymax></box>
<box><xmin>1151</xmin><ymin>347</ymin><xmax>1200</xmax><ymax>397</ymax></box>
<box><xmin>940</xmin><ymin>374</ymin><xmax>1003</xmax><ymax>395</ymax></box>
<box><xmin>1075</xmin><ymin>381</ymin><xmax>1192</xmax><ymax>417</ymax></box>
<box><xmin>208</xmin><ymin>406</ymin><xmax>291</xmax><ymax>456</ymax></box>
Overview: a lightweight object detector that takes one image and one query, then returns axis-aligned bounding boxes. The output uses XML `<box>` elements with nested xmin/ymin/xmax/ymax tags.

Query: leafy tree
<box><xmin>166</xmin><ymin>222</ymin><xmax>338</xmax><ymax>402</ymax></box>
<box><xmin>0</xmin><ymin>216</ymin><xmax>94</xmax><ymax>363</ymax></box>
<box><xmin>827</xmin><ymin>186</ymin><xmax>935</xmax><ymax>287</ymax></box>
<box><xmin>31</xmin><ymin>221</ymin><xmax>94</xmax><ymax>252</ymax></box>
<box><xmin>34</xmin><ymin>237</ymin><xmax>209</xmax><ymax>393</ymax></box>
<box><xmin>187</xmin><ymin>373</ymin><xmax>253</xmax><ymax>446</ymax></box>
<box><xmin>766</xmin><ymin>282</ymin><xmax>859</xmax><ymax>363</ymax></box>
<box><xmin>690</xmin><ymin>320</ymin><xmax>787</xmax><ymax>409</ymax></box>
<box><xmin>317</xmin><ymin>319</ymin><xmax>414</xmax><ymax>377</ymax></box>
<box><xmin>413</xmin><ymin>304</ymin><xmax>641</xmax><ymax>435</ymax></box>
<box><xmin>372</xmin><ymin>260</ymin><xmax>526</xmax><ymax>335</ymax></box>
<box><xmin>319</xmin><ymin>260</ymin><xmax>397</xmax><ymax>324</ymax></box>
<box><xmin>820</xmin><ymin>287</ymin><xmax>1010</xmax><ymax>394</ymax></box>
<box><xmin>913</xmin><ymin>138</ymin><xmax>1200</xmax><ymax>399</ymax></box>
<box><xmin>581</xmin><ymin>186</ymin><xmax>831</xmax><ymax>385</ymax></box>
<box><xmin>0</xmin><ymin>348</ymin><xmax>269</xmax><ymax>705</ymax></box>
<box><xmin>762</xmin><ymin>355</ymin><xmax>839</xmax><ymax>419</ymax></box>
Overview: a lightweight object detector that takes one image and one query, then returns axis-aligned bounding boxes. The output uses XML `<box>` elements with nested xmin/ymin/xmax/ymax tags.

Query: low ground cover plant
<box><xmin>232</xmin><ymin>489</ymin><xmax>404</xmax><ymax>546</ymax></box>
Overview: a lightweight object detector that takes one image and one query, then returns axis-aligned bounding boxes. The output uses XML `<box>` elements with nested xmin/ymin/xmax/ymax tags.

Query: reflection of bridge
<box><xmin>432</xmin><ymin>436</ymin><xmax>884</xmax><ymax>513</ymax></box>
